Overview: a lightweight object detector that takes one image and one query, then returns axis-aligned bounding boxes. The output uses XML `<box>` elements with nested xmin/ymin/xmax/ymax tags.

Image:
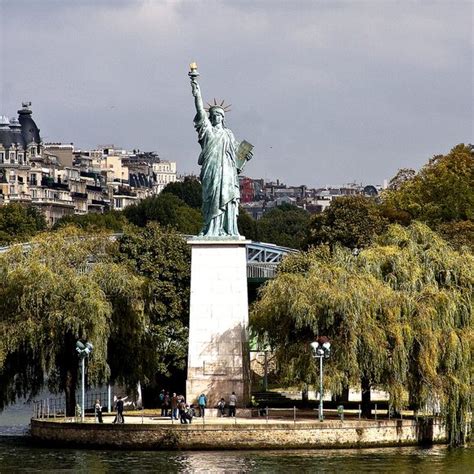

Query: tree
<box><xmin>387</xmin><ymin>168</ymin><xmax>416</xmax><ymax>190</ymax></box>
<box><xmin>307</xmin><ymin>195</ymin><xmax>387</xmax><ymax>250</ymax></box>
<box><xmin>0</xmin><ymin>227</ymin><xmax>146</xmax><ymax>415</ymax></box>
<box><xmin>123</xmin><ymin>193</ymin><xmax>202</xmax><ymax>235</ymax></box>
<box><xmin>53</xmin><ymin>211</ymin><xmax>127</xmax><ymax>232</ymax></box>
<box><xmin>381</xmin><ymin>144</ymin><xmax>474</xmax><ymax>250</ymax></box>
<box><xmin>257</xmin><ymin>204</ymin><xmax>310</xmax><ymax>249</ymax></box>
<box><xmin>237</xmin><ymin>207</ymin><xmax>258</xmax><ymax>241</ymax></box>
<box><xmin>251</xmin><ymin>223</ymin><xmax>472</xmax><ymax>445</ymax></box>
<box><xmin>382</xmin><ymin>144</ymin><xmax>473</xmax><ymax>244</ymax></box>
<box><xmin>115</xmin><ymin>223</ymin><xmax>191</xmax><ymax>390</ymax></box>
<box><xmin>0</xmin><ymin>203</ymin><xmax>46</xmax><ymax>245</ymax></box>
<box><xmin>437</xmin><ymin>220</ymin><xmax>474</xmax><ymax>253</ymax></box>
<box><xmin>162</xmin><ymin>177</ymin><xmax>202</xmax><ymax>209</ymax></box>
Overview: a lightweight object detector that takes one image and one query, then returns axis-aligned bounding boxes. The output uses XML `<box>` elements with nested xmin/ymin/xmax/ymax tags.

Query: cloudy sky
<box><xmin>0</xmin><ymin>0</ymin><xmax>472</xmax><ymax>187</ymax></box>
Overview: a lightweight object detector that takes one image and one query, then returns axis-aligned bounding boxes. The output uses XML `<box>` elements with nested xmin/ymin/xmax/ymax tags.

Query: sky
<box><xmin>0</xmin><ymin>0</ymin><xmax>472</xmax><ymax>187</ymax></box>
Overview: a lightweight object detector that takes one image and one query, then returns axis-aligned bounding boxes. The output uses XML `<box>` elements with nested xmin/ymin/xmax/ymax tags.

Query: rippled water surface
<box><xmin>0</xmin><ymin>438</ymin><xmax>472</xmax><ymax>473</ymax></box>
<box><xmin>0</xmin><ymin>402</ymin><xmax>472</xmax><ymax>472</ymax></box>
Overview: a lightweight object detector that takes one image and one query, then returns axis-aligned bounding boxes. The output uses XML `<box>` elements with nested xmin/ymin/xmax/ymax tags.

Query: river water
<box><xmin>0</xmin><ymin>402</ymin><xmax>472</xmax><ymax>472</ymax></box>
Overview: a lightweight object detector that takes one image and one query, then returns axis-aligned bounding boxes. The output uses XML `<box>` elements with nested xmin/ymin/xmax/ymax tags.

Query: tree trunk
<box><xmin>65</xmin><ymin>368</ymin><xmax>77</xmax><ymax>416</ymax></box>
<box><xmin>333</xmin><ymin>385</ymin><xmax>350</xmax><ymax>403</ymax></box>
<box><xmin>301</xmin><ymin>384</ymin><xmax>309</xmax><ymax>406</ymax></box>
<box><xmin>361</xmin><ymin>376</ymin><xmax>371</xmax><ymax>418</ymax></box>
<box><xmin>62</xmin><ymin>332</ymin><xmax>79</xmax><ymax>417</ymax></box>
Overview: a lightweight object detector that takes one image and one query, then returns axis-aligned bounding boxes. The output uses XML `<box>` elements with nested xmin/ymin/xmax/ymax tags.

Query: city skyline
<box><xmin>1</xmin><ymin>0</ymin><xmax>472</xmax><ymax>187</ymax></box>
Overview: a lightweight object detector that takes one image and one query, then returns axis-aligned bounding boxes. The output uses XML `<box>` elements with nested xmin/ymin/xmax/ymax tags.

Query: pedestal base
<box><xmin>186</xmin><ymin>239</ymin><xmax>250</xmax><ymax>407</ymax></box>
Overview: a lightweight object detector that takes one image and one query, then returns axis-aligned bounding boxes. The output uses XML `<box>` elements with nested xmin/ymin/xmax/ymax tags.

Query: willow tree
<box><xmin>251</xmin><ymin>222</ymin><xmax>472</xmax><ymax>445</ymax></box>
<box><xmin>0</xmin><ymin>227</ymin><xmax>146</xmax><ymax>415</ymax></box>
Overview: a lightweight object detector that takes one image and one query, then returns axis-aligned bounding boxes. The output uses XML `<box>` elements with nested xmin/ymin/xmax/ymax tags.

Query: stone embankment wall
<box><xmin>30</xmin><ymin>418</ymin><xmax>447</xmax><ymax>450</ymax></box>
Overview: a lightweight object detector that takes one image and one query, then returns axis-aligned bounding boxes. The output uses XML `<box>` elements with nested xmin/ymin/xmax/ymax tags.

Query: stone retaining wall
<box><xmin>30</xmin><ymin>418</ymin><xmax>447</xmax><ymax>450</ymax></box>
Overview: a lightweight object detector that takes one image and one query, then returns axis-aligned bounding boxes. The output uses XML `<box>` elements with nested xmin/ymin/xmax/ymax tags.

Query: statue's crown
<box><xmin>205</xmin><ymin>98</ymin><xmax>231</xmax><ymax>114</ymax></box>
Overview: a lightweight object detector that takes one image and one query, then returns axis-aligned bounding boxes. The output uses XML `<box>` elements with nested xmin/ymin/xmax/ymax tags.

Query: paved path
<box><xmin>59</xmin><ymin>414</ymin><xmax>389</xmax><ymax>426</ymax></box>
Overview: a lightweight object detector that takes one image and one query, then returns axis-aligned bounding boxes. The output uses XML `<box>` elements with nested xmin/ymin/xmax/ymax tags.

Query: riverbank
<box><xmin>31</xmin><ymin>416</ymin><xmax>447</xmax><ymax>450</ymax></box>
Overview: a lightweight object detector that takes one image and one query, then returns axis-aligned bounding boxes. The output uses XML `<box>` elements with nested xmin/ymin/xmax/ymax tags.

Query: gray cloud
<box><xmin>1</xmin><ymin>0</ymin><xmax>472</xmax><ymax>186</ymax></box>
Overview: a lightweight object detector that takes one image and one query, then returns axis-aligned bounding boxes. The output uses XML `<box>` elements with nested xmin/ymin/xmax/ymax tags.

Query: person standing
<box><xmin>178</xmin><ymin>397</ymin><xmax>187</xmax><ymax>424</ymax></box>
<box><xmin>163</xmin><ymin>391</ymin><xmax>170</xmax><ymax>417</ymax></box>
<box><xmin>170</xmin><ymin>393</ymin><xmax>179</xmax><ymax>420</ymax></box>
<box><xmin>95</xmin><ymin>399</ymin><xmax>103</xmax><ymax>423</ymax></box>
<box><xmin>229</xmin><ymin>391</ymin><xmax>237</xmax><ymax>417</ymax></box>
<box><xmin>159</xmin><ymin>389</ymin><xmax>165</xmax><ymax>416</ymax></box>
<box><xmin>114</xmin><ymin>396</ymin><xmax>125</xmax><ymax>424</ymax></box>
<box><xmin>198</xmin><ymin>393</ymin><xmax>207</xmax><ymax>418</ymax></box>
<box><xmin>217</xmin><ymin>398</ymin><xmax>226</xmax><ymax>417</ymax></box>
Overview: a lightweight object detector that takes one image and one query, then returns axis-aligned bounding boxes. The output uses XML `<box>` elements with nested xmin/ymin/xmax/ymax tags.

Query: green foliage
<box><xmin>238</xmin><ymin>207</ymin><xmax>258</xmax><ymax>240</ymax></box>
<box><xmin>381</xmin><ymin>144</ymin><xmax>474</xmax><ymax>252</ymax></box>
<box><xmin>437</xmin><ymin>220</ymin><xmax>474</xmax><ymax>253</ymax></box>
<box><xmin>116</xmin><ymin>223</ymin><xmax>191</xmax><ymax>383</ymax></box>
<box><xmin>384</xmin><ymin>144</ymin><xmax>473</xmax><ymax>223</ymax></box>
<box><xmin>257</xmin><ymin>204</ymin><xmax>310</xmax><ymax>249</ymax></box>
<box><xmin>162</xmin><ymin>177</ymin><xmax>202</xmax><ymax>209</ymax></box>
<box><xmin>308</xmin><ymin>195</ymin><xmax>388</xmax><ymax>250</ymax></box>
<box><xmin>0</xmin><ymin>203</ymin><xmax>46</xmax><ymax>245</ymax></box>
<box><xmin>251</xmin><ymin>223</ymin><xmax>473</xmax><ymax>445</ymax></box>
<box><xmin>0</xmin><ymin>227</ymin><xmax>146</xmax><ymax>414</ymax></box>
<box><xmin>53</xmin><ymin>211</ymin><xmax>127</xmax><ymax>232</ymax></box>
<box><xmin>123</xmin><ymin>193</ymin><xmax>202</xmax><ymax>234</ymax></box>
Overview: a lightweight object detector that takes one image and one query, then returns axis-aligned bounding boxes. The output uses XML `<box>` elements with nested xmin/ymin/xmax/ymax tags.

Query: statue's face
<box><xmin>210</xmin><ymin>110</ymin><xmax>224</xmax><ymax>126</ymax></box>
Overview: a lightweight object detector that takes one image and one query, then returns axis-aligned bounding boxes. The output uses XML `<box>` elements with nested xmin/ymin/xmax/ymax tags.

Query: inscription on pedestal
<box><xmin>203</xmin><ymin>361</ymin><xmax>228</xmax><ymax>376</ymax></box>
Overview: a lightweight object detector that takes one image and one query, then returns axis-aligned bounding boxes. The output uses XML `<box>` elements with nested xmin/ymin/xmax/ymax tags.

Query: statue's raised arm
<box><xmin>189</xmin><ymin>62</ymin><xmax>205</xmax><ymax>119</ymax></box>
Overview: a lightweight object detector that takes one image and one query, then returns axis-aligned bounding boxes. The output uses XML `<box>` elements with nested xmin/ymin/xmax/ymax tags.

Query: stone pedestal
<box><xmin>186</xmin><ymin>239</ymin><xmax>250</xmax><ymax>407</ymax></box>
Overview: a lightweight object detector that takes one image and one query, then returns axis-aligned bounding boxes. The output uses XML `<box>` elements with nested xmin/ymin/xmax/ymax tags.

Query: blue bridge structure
<box><xmin>245</xmin><ymin>241</ymin><xmax>297</xmax><ymax>282</ymax></box>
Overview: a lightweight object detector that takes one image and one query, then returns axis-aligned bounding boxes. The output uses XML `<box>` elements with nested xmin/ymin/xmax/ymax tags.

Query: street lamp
<box><xmin>311</xmin><ymin>337</ymin><xmax>331</xmax><ymax>422</ymax></box>
<box><xmin>76</xmin><ymin>340</ymin><xmax>93</xmax><ymax>422</ymax></box>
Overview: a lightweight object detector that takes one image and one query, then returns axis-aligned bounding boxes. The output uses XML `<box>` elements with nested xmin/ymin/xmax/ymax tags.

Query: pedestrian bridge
<box><xmin>246</xmin><ymin>242</ymin><xmax>297</xmax><ymax>281</ymax></box>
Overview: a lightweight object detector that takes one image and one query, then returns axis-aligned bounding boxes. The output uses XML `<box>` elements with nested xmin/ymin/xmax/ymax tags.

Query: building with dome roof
<box><xmin>0</xmin><ymin>102</ymin><xmax>76</xmax><ymax>224</ymax></box>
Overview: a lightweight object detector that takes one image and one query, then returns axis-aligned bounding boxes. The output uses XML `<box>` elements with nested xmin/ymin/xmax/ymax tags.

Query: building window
<box><xmin>0</xmin><ymin>152</ymin><xmax>4</xmax><ymax>163</ymax></box>
<box><xmin>9</xmin><ymin>152</ymin><xmax>15</xmax><ymax>161</ymax></box>
<box><xmin>18</xmin><ymin>153</ymin><xmax>24</xmax><ymax>163</ymax></box>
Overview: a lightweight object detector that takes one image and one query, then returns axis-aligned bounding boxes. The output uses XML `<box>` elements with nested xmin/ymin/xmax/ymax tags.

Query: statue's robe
<box><xmin>194</xmin><ymin>114</ymin><xmax>240</xmax><ymax>236</ymax></box>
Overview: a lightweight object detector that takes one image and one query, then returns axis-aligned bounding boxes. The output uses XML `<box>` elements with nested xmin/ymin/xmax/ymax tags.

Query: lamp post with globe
<box><xmin>310</xmin><ymin>337</ymin><xmax>331</xmax><ymax>422</ymax></box>
<box><xmin>76</xmin><ymin>340</ymin><xmax>93</xmax><ymax>422</ymax></box>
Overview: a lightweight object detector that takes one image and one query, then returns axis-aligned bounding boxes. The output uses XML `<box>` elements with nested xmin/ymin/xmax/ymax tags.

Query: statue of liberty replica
<box><xmin>189</xmin><ymin>63</ymin><xmax>253</xmax><ymax>237</ymax></box>
<box><xmin>186</xmin><ymin>63</ymin><xmax>253</xmax><ymax>408</ymax></box>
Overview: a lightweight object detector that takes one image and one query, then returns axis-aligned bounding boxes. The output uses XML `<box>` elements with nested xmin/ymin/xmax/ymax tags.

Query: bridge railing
<box><xmin>247</xmin><ymin>263</ymin><xmax>279</xmax><ymax>279</ymax></box>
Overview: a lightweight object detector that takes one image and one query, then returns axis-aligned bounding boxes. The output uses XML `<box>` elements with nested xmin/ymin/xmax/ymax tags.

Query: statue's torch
<box><xmin>189</xmin><ymin>62</ymin><xmax>199</xmax><ymax>81</ymax></box>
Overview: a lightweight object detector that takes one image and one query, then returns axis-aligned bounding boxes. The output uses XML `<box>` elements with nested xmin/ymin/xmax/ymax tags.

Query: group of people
<box><xmin>217</xmin><ymin>391</ymin><xmax>238</xmax><ymax>417</ymax></box>
<box><xmin>159</xmin><ymin>389</ymin><xmax>238</xmax><ymax>418</ymax></box>
<box><xmin>94</xmin><ymin>390</ymin><xmax>240</xmax><ymax>424</ymax></box>
<box><xmin>94</xmin><ymin>395</ymin><xmax>126</xmax><ymax>424</ymax></box>
<box><xmin>159</xmin><ymin>391</ymin><xmax>198</xmax><ymax>424</ymax></box>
